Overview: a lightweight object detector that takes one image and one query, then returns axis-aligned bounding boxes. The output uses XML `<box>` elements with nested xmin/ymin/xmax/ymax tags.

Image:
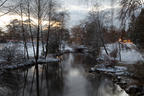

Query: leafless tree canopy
<box><xmin>119</xmin><ymin>0</ymin><xmax>144</xmax><ymax>25</ymax></box>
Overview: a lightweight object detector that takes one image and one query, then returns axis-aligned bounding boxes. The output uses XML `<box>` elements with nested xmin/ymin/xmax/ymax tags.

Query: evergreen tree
<box><xmin>132</xmin><ymin>9</ymin><xmax>144</xmax><ymax>48</ymax></box>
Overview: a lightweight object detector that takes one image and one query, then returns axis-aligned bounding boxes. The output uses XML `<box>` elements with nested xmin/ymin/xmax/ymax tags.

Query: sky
<box><xmin>60</xmin><ymin>0</ymin><xmax>120</xmax><ymax>28</ymax></box>
<box><xmin>0</xmin><ymin>0</ymin><xmax>120</xmax><ymax>29</ymax></box>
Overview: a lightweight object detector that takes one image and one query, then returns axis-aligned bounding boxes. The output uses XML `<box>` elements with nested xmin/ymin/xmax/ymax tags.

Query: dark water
<box><xmin>0</xmin><ymin>53</ymin><xmax>128</xmax><ymax>96</ymax></box>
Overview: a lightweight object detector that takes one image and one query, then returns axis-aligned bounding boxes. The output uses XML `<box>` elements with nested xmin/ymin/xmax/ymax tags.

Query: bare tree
<box><xmin>57</xmin><ymin>10</ymin><xmax>69</xmax><ymax>51</ymax></box>
<box><xmin>20</xmin><ymin>3</ymin><xmax>29</xmax><ymax>59</ymax></box>
<box><xmin>0</xmin><ymin>0</ymin><xmax>8</xmax><ymax>8</ymax></box>
<box><xmin>35</xmin><ymin>0</ymin><xmax>41</xmax><ymax>96</ymax></box>
<box><xmin>119</xmin><ymin>0</ymin><xmax>143</xmax><ymax>25</ymax></box>
<box><xmin>45</xmin><ymin>0</ymin><xmax>58</xmax><ymax>57</ymax></box>
<box><xmin>90</xmin><ymin>4</ymin><xmax>109</xmax><ymax>56</ymax></box>
<box><xmin>25</xmin><ymin>0</ymin><xmax>36</xmax><ymax>57</ymax></box>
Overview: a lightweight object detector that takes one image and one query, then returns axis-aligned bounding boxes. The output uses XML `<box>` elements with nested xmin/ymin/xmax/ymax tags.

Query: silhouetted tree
<box><xmin>131</xmin><ymin>9</ymin><xmax>144</xmax><ymax>48</ymax></box>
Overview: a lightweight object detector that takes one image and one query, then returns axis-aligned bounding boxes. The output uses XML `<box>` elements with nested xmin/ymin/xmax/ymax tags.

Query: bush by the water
<box><xmin>0</xmin><ymin>45</ymin><xmax>24</xmax><ymax>65</ymax></box>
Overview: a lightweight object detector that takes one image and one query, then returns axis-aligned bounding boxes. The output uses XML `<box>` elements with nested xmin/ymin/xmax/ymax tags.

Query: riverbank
<box><xmin>0</xmin><ymin>58</ymin><xmax>60</xmax><ymax>70</ymax></box>
<box><xmin>0</xmin><ymin>51</ymin><xmax>142</xmax><ymax>96</ymax></box>
<box><xmin>89</xmin><ymin>62</ymin><xmax>144</xmax><ymax>96</ymax></box>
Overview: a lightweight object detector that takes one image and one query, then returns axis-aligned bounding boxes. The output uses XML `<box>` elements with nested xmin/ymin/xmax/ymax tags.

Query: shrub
<box><xmin>0</xmin><ymin>45</ymin><xmax>24</xmax><ymax>65</ymax></box>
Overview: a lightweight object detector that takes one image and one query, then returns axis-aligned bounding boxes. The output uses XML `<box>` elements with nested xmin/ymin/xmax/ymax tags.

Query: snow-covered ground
<box><xmin>100</xmin><ymin>42</ymin><xmax>144</xmax><ymax>64</ymax></box>
<box><xmin>0</xmin><ymin>42</ymin><xmax>73</xmax><ymax>57</ymax></box>
<box><xmin>60</xmin><ymin>44</ymin><xmax>73</xmax><ymax>52</ymax></box>
<box><xmin>1</xmin><ymin>42</ymin><xmax>143</xmax><ymax>64</ymax></box>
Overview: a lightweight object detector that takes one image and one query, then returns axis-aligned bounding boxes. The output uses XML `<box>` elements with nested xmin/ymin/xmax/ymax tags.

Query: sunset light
<box><xmin>0</xmin><ymin>0</ymin><xmax>143</xmax><ymax>96</ymax></box>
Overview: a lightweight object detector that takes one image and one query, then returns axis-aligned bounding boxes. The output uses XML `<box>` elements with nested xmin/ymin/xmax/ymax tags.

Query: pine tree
<box><xmin>132</xmin><ymin>9</ymin><xmax>144</xmax><ymax>48</ymax></box>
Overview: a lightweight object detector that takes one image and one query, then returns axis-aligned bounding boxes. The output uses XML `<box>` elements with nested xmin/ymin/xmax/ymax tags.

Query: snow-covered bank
<box><xmin>90</xmin><ymin>64</ymin><xmax>129</xmax><ymax>76</ymax></box>
<box><xmin>60</xmin><ymin>44</ymin><xmax>73</xmax><ymax>52</ymax></box>
<box><xmin>0</xmin><ymin>42</ymin><xmax>74</xmax><ymax>57</ymax></box>
<box><xmin>100</xmin><ymin>42</ymin><xmax>144</xmax><ymax>64</ymax></box>
<box><xmin>90</xmin><ymin>42</ymin><xmax>144</xmax><ymax>96</ymax></box>
<box><xmin>0</xmin><ymin>42</ymin><xmax>72</xmax><ymax>71</ymax></box>
<box><xmin>0</xmin><ymin>58</ymin><xmax>60</xmax><ymax>70</ymax></box>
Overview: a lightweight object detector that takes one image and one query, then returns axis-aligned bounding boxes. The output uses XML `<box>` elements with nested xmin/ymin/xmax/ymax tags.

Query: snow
<box><xmin>92</xmin><ymin>65</ymin><xmax>128</xmax><ymax>75</ymax></box>
<box><xmin>120</xmin><ymin>49</ymin><xmax>143</xmax><ymax>64</ymax></box>
<box><xmin>0</xmin><ymin>42</ymin><xmax>42</xmax><ymax>57</ymax></box>
<box><xmin>97</xmin><ymin>79</ymin><xmax>129</xmax><ymax>96</ymax></box>
<box><xmin>0</xmin><ymin>58</ymin><xmax>59</xmax><ymax>70</ymax></box>
<box><xmin>100</xmin><ymin>42</ymin><xmax>144</xmax><ymax>64</ymax></box>
<box><xmin>28</xmin><ymin>45</ymin><xmax>43</xmax><ymax>57</ymax></box>
<box><xmin>63</xmin><ymin>45</ymin><xmax>73</xmax><ymax>52</ymax></box>
<box><xmin>19</xmin><ymin>43</ymin><xmax>43</xmax><ymax>57</ymax></box>
<box><xmin>0</xmin><ymin>42</ymin><xmax>74</xmax><ymax>58</ymax></box>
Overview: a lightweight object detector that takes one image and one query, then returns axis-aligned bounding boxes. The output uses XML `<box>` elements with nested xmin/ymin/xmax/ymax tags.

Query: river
<box><xmin>0</xmin><ymin>53</ymin><xmax>129</xmax><ymax>96</ymax></box>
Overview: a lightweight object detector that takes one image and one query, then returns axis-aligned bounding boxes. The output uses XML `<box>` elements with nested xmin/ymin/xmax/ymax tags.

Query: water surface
<box><xmin>0</xmin><ymin>53</ymin><xmax>129</xmax><ymax>96</ymax></box>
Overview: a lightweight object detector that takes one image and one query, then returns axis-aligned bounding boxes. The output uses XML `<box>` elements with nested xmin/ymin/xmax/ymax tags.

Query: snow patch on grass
<box><xmin>100</xmin><ymin>42</ymin><xmax>144</xmax><ymax>64</ymax></box>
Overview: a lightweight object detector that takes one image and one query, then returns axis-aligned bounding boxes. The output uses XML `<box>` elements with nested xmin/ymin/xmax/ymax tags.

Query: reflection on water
<box><xmin>63</xmin><ymin>54</ymin><xmax>88</xmax><ymax>96</ymax></box>
<box><xmin>0</xmin><ymin>71</ymin><xmax>23</xmax><ymax>96</ymax></box>
<box><xmin>0</xmin><ymin>53</ymin><xmax>128</xmax><ymax>96</ymax></box>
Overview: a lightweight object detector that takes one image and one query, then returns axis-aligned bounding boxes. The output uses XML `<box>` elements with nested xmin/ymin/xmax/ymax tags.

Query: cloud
<box><xmin>0</xmin><ymin>13</ymin><xmax>51</xmax><ymax>31</ymax></box>
<box><xmin>61</xmin><ymin>0</ymin><xmax>120</xmax><ymax>28</ymax></box>
<box><xmin>0</xmin><ymin>0</ymin><xmax>121</xmax><ymax>29</ymax></box>
<box><xmin>65</xmin><ymin>5</ymin><xmax>90</xmax><ymax>12</ymax></box>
